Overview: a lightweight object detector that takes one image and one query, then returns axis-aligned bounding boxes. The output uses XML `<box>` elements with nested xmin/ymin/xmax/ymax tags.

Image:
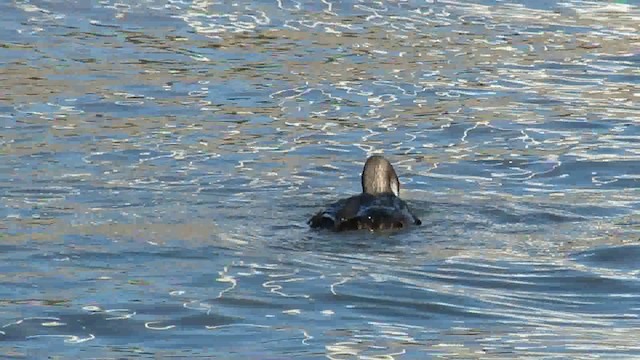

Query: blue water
<box><xmin>2</xmin><ymin>0</ymin><xmax>640</xmax><ymax>358</ymax></box>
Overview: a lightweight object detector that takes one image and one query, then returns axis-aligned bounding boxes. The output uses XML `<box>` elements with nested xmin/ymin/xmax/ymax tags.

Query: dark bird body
<box><xmin>309</xmin><ymin>156</ymin><xmax>421</xmax><ymax>231</ymax></box>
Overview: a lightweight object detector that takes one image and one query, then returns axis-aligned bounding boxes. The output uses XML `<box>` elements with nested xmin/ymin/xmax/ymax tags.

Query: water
<box><xmin>2</xmin><ymin>0</ymin><xmax>640</xmax><ymax>358</ymax></box>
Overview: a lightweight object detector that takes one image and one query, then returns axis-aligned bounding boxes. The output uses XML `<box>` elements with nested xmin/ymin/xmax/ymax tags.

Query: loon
<box><xmin>308</xmin><ymin>155</ymin><xmax>421</xmax><ymax>231</ymax></box>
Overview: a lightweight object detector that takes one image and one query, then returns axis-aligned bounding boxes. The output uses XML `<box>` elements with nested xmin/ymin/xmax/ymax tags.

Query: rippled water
<box><xmin>2</xmin><ymin>0</ymin><xmax>640</xmax><ymax>358</ymax></box>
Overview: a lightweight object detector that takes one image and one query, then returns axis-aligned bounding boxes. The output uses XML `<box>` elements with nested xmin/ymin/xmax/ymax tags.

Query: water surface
<box><xmin>2</xmin><ymin>0</ymin><xmax>640</xmax><ymax>358</ymax></box>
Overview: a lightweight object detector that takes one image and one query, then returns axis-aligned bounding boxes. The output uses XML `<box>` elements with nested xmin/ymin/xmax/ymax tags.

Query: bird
<box><xmin>308</xmin><ymin>155</ymin><xmax>421</xmax><ymax>231</ymax></box>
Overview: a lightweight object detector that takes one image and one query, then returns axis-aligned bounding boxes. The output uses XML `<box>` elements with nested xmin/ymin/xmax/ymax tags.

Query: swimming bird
<box><xmin>308</xmin><ymin>155</ymin><xmax>421</xmax><ymax>231</ymax></box>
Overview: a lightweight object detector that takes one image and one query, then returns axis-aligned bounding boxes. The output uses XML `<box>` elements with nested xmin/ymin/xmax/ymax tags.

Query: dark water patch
<box><xmin>213</xmin><ymin>294</ymin><xmax>291</xmax><ymax>311</ymax></box>
<box><xmin>483</xmin><ymin>206</ymin><xmax>584</xmax><ymax>225</ymax></box>
<box><xmin>572</xmin><ymin>245</ymin><xmax>640</xmax><ymax>272</ymax></box>
<box><xmin>439</xmin><ymin>258</ymin><xmax>640</xmax><ymax>296</ymax></box>
<box><xmin>35</xmin><ymin>246</ymin><xmax>231</xmax><ymax>267</ymax></box>
<box><xmin>329</xmin><ymin>280</ymin><xmax>498</xmax><ymax>321</ymax></box>
<box><xmin>541</xmin><ymin>119</ymin><xmax>612</xmax><ymax>131</ymax></box>
<box><xmin>536</xmin><ymin>159</ymin><xmax>640</xmax><ymax>188</ymax></box>
<box><xmin>6</xmin><ymin>188</ymin><xmax>73</xmax><ymax>198</ymax></box>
